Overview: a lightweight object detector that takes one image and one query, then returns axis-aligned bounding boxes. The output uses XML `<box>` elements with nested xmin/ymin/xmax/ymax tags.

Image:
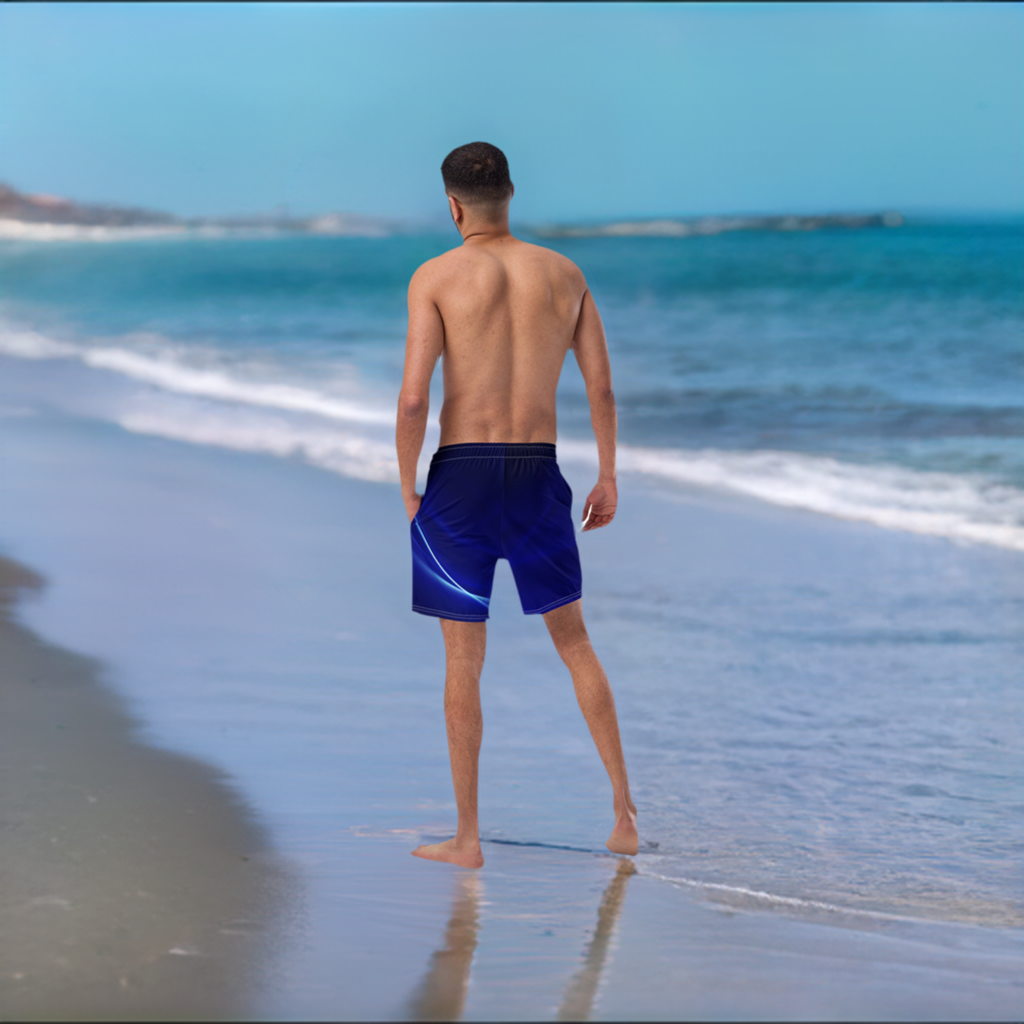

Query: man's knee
<box><xmin>553</xmin><ymin>633</ymin><xmax>594</xmax><ymax>670</ymax></box>
<box><xmin>543</xmin><ymin>598</ymin><xmax>587</xmax><ymax>641</ymax></box>
<box><xmin>445</xmin><ymin>654</ymin><xmax>486</xmax><ymax>686</ymax></box>
<box><xmin>440</xmin><ymin>618</ymin><xmax>487</xmax><ymax>665</ymax></box>
<box><xmin>546</xmin><ymin>615</ymin><xmax>593</xmax><ymax>663</ymax></box>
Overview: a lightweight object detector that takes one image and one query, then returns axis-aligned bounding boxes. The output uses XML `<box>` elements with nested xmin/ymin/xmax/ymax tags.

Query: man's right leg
<box><xmin>412</xmin><ymin>618</ymin><xmax>487</xmax><ymax>869</ymax></box>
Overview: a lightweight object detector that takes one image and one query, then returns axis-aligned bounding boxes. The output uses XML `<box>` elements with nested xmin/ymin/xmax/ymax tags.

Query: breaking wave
<box><xmin>0</xmin><ymin>326</ymin><xmax>395</xmax><ymax>425</ymax></box>
<box><xmin>560</xmin><ymin>440</ymin><xmax>1024</xmax><ymax>551</ymax></box>
<box><xmin>118</xmin><ymin>404</ymin><xmax>403</xmax><ymax>484</ymax></box>
<box><xmin>3</xmin><ymin>321</ymin><xmax>1023</xmax><ymax>552</ymax></box>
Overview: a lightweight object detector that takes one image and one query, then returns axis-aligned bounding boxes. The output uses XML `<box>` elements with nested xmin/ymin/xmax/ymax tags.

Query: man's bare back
<box><xmin>395</xmin><ymin>142</ymin><xmax>636</xmax><ymax>868</ymax></box>
<box><xmin>398</xmin><ymin>201</ymin><xmax>617</xmax><ymax>530</ymax></box>
<box><xmin>413</xmin><ymin>236</ymin><xmax>586</xmax><ymax>445</ymax></box>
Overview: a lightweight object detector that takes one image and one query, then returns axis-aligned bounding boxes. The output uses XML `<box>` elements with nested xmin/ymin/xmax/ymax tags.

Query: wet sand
<box><xmin>0</xmin><ymin>556</ymin><xmax>290</xmax><ymax>1021</ymax></box>
<box><xmin>0</xmin><ymin>410</ymin><xmax>1021</xmax><ymax>1020</ymax></box>
<box><xmin>265</xmin><ymin>831</ymin><xmax>1024</xmax><ymax>1021</ymax></box>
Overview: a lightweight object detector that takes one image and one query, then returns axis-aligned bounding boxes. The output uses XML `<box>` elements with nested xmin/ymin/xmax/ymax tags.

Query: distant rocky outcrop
<box><xmin>533</xmin><ymin>211</ymin><xmax>903</xmax><ymax>239</ymax></box>
<box><xmin>0</xmin><ymin>182</ymin><xmax>407</xmax><ymax>238</ymax></box>
<box><xmin>0</xmin><ymin>182</ymin><xmax>177</xmax><ymax>227</ymax></box>
<box><xmin>0</xmin><ymin>182</ymin><xmax>905</xmax><ymax>242</ymax></box>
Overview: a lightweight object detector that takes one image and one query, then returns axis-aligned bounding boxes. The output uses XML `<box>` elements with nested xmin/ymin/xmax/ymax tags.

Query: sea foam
<box><xmin>118</xmin><ymin>402</ymin><xmax>1024</xmax><ymax>552</ymax></box>
<box><xmin>118</xmin><ymin>405</ymin><xmax>404</xmax><ymax>484</ymax></box>
<box><xmin>560</xmin><ymin>440</ymin><xmax>1024</xmax><ymax>551</ymax></box>
<box><xmin>3</xmin><ymin>322</ymin><xmax>1024</xmax><ymax>552</ymax></box>
<box><xmin>0</xmin><ymin>328</ymin><xmax>395</xmax><ymax>425</ymax></box>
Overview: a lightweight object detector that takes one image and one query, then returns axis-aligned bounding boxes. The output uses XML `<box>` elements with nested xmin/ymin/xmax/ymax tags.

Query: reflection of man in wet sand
<box><xmin>397</xmin><ymin>142</ymin><xmax>638</xmax><ymax>868</ymax></box>
<box><xmin>406</xmin><ymin>859</ymin><xmax>636</xmax><ymax>1021</ymax></box>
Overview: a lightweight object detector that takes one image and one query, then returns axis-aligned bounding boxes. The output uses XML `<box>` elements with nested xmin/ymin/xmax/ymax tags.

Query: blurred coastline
<box><xmin>0</xmin><ymin>182</ymin><xmax>425</xmax><ymax>241</ymax></box>
<box><xmin>0</xmin><ymin>180</ymin><xmax>910</xmax><ymax>242</ymax></box>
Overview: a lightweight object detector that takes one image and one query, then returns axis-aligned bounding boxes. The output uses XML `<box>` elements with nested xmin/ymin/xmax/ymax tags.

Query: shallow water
<box><xmin>1</xmin><ymin>410</ymin><xmax>1020</xmax><ymax>934</ymax></box>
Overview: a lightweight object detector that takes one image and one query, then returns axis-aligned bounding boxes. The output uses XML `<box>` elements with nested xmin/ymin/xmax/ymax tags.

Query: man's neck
<box><xmin>459</xmin><ymin>220</ymin><xmax>512</xmax><ymax>245</ymax></box>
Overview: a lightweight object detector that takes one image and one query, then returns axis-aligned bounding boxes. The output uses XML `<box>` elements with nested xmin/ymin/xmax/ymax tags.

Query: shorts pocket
<box><xmin>553</xmin><ymin>464</ymin><xmax>573</xmax><ymax>507</ymax></box>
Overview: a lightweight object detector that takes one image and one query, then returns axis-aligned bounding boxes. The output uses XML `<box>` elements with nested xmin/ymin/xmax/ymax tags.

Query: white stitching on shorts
<box><xmin>412</xmin><ymin>603</ymin><xmax>489</xmax><ymax>621</ymax></box>
<box><xmin>524</xmin><ymin>590</ymin><xmax>582</xmax><ymax>615</ymax></box>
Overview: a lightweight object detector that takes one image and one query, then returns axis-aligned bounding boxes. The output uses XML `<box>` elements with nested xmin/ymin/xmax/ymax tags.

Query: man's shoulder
<box><xmin>515</xmin><ymin>238</ymin><xmax>585</xmax><ymax>281</ymax></box>
<box><xmin>408</xmin><ymin>248</ymin><xmax>462</xmax><ymax>292</ymax></box>
<box><xmin>409</xmin><ymin>238</ymin><xmax>585</xmax><ymax>290</ymax></box>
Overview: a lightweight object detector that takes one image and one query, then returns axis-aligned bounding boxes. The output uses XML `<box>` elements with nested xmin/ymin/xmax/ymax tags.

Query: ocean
<box><xmin>2</xmin><ymin>222</ymin><xmax>1023</xmax><ymax>548</ymax></box>
<box><xmin>1</xmin><ymin>221</ymin><xmax>1022</xmax><ymax>1016</ymax></box>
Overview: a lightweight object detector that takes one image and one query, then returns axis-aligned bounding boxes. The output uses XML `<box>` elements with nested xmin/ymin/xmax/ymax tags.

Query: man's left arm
<box><xmin>396</xmin><ymin>265</ymin><xmax>444</xmax><ymax>522</ymax></box>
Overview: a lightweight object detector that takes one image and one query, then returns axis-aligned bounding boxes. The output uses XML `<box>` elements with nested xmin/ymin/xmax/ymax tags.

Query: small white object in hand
<box><xmin>581</xmin><ymin>503</ymin><xmax>593</xmax><ymax>530</ymax></box>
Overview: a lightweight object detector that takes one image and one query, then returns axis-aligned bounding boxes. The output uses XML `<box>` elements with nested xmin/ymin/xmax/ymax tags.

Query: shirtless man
<box><xmin>396</xmin><ymin>142</ymin><xmax>638</xmax><ymax>869</ymax></box>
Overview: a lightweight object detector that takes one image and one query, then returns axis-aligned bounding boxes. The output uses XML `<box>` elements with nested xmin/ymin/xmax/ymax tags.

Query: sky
<box><xmin>1</xmin><ymin>2</ymin><xmax>1022</xmax><ymax>222</ymax></box>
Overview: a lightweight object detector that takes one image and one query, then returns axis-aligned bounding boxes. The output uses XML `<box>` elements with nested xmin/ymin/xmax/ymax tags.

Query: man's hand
<box><xmin>404</xmin><ymin>492</ymin><xmax>422</xmax><ymax>523</ymax></box>
<box><xmin>581</xmin><ymin>479</ymin><xmax>617</xmax><ymax>531</ymax></box>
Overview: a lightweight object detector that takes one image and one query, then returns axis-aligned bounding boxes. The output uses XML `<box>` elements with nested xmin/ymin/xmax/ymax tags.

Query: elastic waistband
<box><xmin>431</xmin><ymin>442</ymin><xmax>556</xmax><ymax>464</ymax></box>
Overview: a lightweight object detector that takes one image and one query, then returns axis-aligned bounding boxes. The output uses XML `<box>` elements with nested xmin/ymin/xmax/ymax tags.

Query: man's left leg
<box><xmin>412</xmin><ymin>618</ymin><xmax>487</xmax><ymax>869</ymax></box>
<box><xmin>544</xmin><ymin>600</ymin><xmax>639</xmax><ymax>855</ymax></box>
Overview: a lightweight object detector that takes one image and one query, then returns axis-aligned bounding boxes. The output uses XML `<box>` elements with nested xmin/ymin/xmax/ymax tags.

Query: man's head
<box><xmin>441</xmin><ymin>142</ymin><xmax>513</xmax><ymax>225</ymax></box>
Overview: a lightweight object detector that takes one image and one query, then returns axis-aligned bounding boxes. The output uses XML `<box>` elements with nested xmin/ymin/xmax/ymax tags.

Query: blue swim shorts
<box><xmin>411</xmin><ymin>442</ymin><xmax>582</xmax><ymax>621</ymax></box>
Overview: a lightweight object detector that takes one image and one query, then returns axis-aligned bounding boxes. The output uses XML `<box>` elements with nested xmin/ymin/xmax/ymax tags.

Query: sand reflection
<box><xmin>407</xmin><ymin>873</ymin><xmax>482</xmax><ymax>1022</ymax></box>
<box><xmin>557</xmin><ymin>858</ymin><xmax>637</xmax><ymax>1021</ymax></box>
<box><xmin>407</xmin><ymin>856</ymin><xmax>636</xmax><ymax>1022</ymax></box>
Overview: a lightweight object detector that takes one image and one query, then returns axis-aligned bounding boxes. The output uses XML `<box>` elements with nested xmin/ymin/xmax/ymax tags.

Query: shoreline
<box><xmin>1</xmin><ymin>410</ymin><xmax>1021</xmax><ymax>1019</ymax></box>
<box><xmin>0</xmin><ymin>556</ymin><xmax>292</xmax><ymax>1021</ymax></box>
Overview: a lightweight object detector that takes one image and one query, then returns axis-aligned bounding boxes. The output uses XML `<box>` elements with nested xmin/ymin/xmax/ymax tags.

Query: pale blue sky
<box><xmin>1</xmin><ymin>2</ymin><xmax>1021</xmax><ymax>221</ymax></box>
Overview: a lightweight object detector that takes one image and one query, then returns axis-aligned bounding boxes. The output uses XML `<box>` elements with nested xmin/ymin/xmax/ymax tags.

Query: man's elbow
<box><xmin>398</xmin><ymin>392</ymin><xmax>428</xmax><ymax>419</ymax></box>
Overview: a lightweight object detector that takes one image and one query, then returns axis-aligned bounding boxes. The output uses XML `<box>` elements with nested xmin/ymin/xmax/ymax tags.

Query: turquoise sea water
<box><xmin>2</xmin><ymin>221</ymin><xmax>1023</xmax><ymax>549</ymax></box>
<box><xmin>1</xmin><ymin>223</ymin><xmax>1022</xmax><ymax>948</ymax></box>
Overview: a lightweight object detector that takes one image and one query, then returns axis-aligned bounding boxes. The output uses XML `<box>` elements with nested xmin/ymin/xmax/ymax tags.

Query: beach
<box><xmin>4</xmin><ymin>0</ymin><xmax>1023</xmax><ymax>1012</ymax></box>
<box><xmin>1</xmin><ymin>222</ymin><xmax>1022</xmax><ymax>1018</ymax></box>
<box><xmin>0</xmin><ymin>549</ymin><xmax>289</xmax><ymax>1021</ymax></box>
<box><xmin>1</xmin><ymin>400</ymin><xmax>1021</xmax><ymax>1020</ymax></box>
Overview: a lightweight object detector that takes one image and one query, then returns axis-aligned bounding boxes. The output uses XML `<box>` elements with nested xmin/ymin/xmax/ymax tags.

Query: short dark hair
<box><xmin>441</xmin><ymin>142</ymin><xmax>513</xmax><ymax>204</ymax></box>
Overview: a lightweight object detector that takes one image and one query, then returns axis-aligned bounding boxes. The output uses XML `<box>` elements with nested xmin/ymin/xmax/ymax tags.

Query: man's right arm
<box><xmin>572</xmin><ymin>287</ymin><xmax>618</xmax><ymax>531</ymax></box>
<box><xmin>396</xmin><ymin>265</ymin><xmax>444</xmax><ymax>522</ymax></box>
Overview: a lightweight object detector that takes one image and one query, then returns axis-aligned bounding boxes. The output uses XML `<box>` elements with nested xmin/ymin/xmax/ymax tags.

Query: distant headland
<box><xmin>0</xmin><ymin>182</ymin><xmax>406</xmax><ymax>240</ymax></box>
<box><xmin>0</xmin><ymin>182</ymin><xmax>903</xmax><ymax>241</ymax></box>
<box><xmin>532</xmin><ymin>211</ymin><xmax>903</xmax><ymax>238</ymax></box>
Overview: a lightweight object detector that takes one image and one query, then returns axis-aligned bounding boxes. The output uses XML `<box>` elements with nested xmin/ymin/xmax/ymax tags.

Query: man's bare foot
<box><xmin>606</xmin><ymin>807</ymin><xmax>639</xmax><ymax>856</ymax></box>
<box><xmin>411</xmin><ymin>837</ymin><xmax>485</xmax><ymax>869</ymax></box>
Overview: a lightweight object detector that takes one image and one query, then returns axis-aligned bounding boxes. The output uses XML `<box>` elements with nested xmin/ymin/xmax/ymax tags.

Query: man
<box><xmin>396</xmin><ymin>142</ymin><xmax>637</xmax><ymax>869</ymax></box>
